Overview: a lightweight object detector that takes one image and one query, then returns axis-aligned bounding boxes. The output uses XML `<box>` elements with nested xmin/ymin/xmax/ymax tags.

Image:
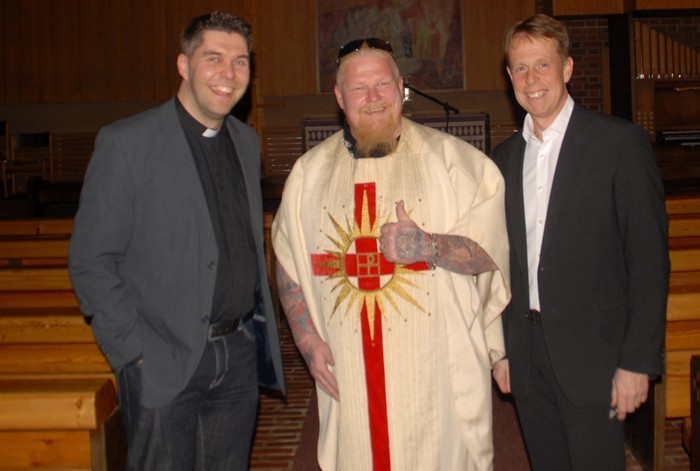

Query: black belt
<box><xmin>208</xmin><ymin>309</ymin><xmax>255</xmax><ymax>340</ymax></box>
<box><xmin>525</xmin><ymin>309</ymin><xmax>542</xmax><ymax>325</ymax></box>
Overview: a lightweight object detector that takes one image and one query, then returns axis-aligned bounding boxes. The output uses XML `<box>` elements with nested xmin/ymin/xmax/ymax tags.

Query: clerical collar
<box><xmin>175</xmin><ymin>97</ymin><xmax>222</xmax><ymax>138</ymax></box>
<box><xmin>342</xmin><ymin>121</ymin><xmax>399</xmax><ymax>159</ymax></box>
<box><xmin>202</xmin><ymin>128</ymin><xmax>220</xmax><ymax>137</ymax></box>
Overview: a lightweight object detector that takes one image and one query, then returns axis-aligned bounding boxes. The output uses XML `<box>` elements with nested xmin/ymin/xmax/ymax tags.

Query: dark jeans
<box><xmin>117</xmin><ymin>328</ymin><xmax>259</xmax><ymax>471</ymax></box>
<box><xmin>515</xmin><ymin>323</ymin><xmax>625</xmax><ymax>471</ymax></box>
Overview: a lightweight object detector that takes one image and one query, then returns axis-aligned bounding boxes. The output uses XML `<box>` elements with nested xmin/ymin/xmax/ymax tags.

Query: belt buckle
<box><xmin>208</xmin><ymin>319</ymin><xmax>240</xmax><ymax>341</ymax></box>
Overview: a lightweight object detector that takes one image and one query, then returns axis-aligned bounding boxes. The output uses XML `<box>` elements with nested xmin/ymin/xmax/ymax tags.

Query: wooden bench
<box><xmin>626</xmin><ymin>196</ymin><xmax>700</xmax><ymax>470</ymax></box>
<box><xmin>0</xmin><ymin>219</ymin><xmax>77</xmax><ymax>307</ymax></box>
<box><xmin>0</xmin><ymin>306</ymin><xmax>112</xmax><ymax>382</ymax></box>
<box><xmin>0</xmin><ymin>237</ymin><xmax>70</xmax><ymax>267</ymax></box>
<box><xmin>0</xmin><ymin>218</ymin><xmax>123</xmax><ymax>469</ymax></box>
<box><xmin>0</xmin><ymin>378</ymin><xmax>124</xmax><ymax>470</ymax></box>
<box><xmin>0</xmin><ymin>307</ymin><xmax>118</xmax><ymax>469</ymax></box>
<box><xmin>666</xmin><ymin>197</ymin><xmax>700</xmax><ymax>420</ymax></box>
<box><xmin>0</xmin><ymin>217</ymin><xmax>73</xmax><ymax>237</ymax></box>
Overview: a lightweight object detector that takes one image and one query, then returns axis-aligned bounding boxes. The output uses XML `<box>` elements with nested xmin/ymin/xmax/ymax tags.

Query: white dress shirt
<box><xmin>522</xmin><ymin>95</ymin><xmax>574</xmax><ymax>311</ymax></box>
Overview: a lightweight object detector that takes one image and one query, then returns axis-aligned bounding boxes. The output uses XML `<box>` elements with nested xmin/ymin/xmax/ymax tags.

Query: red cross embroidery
<box><xmin>311</xmin><ymin>182</ymin><xmax>429</xmax><ymax>470</ymax></box>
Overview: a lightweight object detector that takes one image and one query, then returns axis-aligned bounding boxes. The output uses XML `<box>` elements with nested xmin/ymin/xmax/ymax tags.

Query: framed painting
<box><xmin>317</xmin><ymin>0</ymin><xmax>465</xmax><ymax>92</ymax></box>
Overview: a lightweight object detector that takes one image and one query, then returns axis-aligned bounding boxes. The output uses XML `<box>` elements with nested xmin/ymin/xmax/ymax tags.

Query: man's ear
<box><xmin>177</xmin><ymin>53</ymin><xmax>189</xmax><ymax>81</ymax></box>
<box><xmin>563</xmin><ymin>56</ymin><xmax>574</xmax><ymax>83</ymax></box>
<box><xmin>334</xmin><ymin>86</ymin><xmax>345</xmax><ymax>111</ymax></box>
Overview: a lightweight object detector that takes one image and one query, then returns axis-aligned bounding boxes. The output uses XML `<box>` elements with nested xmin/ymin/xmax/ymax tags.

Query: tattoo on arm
<box><xmin>276</xmin><ymin>262</ymin><xmax>318</xmax><ymax>346</ymax></box>
<box><xmin>435</xmin><ymin>234</ymin><xmax>498</xmax><ymax>275</ymax></box>
<box><xmin>396</xmin><ymin>230</ymin><xmax>426</xmax><ymax>260</ymax></box>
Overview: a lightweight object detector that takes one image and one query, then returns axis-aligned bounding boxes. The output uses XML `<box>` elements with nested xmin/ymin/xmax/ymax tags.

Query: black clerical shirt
<box><xmin>176</xmin><ymin>99</ymin><xmax>257</xmax><ymax>324</ymax></box>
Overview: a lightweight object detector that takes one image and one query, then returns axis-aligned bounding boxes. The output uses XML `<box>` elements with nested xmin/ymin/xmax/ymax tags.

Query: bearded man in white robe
<box><xmin>272</xmin><ymin>38</ymin><xmax>511</xmax><ymax>471</ymax></box>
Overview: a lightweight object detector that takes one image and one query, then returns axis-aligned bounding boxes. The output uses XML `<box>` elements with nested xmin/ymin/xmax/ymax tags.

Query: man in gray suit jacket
<box><xmin>69</xmin><ymin>12</ymin><xmax>284</xmax><ymax>470</ymax></box>
<box><xmin>491</xmin><ymin>14</ymin><xmax>669</xmax><ymax>471</ymax></box>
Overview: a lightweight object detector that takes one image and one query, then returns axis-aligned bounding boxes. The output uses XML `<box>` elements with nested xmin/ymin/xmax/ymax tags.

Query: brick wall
<box><xmin>562</xmin><ymin>18</ymin><xmax>609</xmax><ymax>112</ymax></box>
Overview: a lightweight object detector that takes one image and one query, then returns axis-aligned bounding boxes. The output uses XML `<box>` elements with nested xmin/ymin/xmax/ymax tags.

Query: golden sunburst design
<box><xmin>312</xmin><ymin>186</ymin><xmax>425</xmax><ymax>340</ymax></box>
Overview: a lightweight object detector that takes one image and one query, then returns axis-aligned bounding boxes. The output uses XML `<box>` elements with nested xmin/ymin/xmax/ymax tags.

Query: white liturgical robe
<box><xmin>273</xmin><ymin>118</ymin><xmax>510</xmax><ymax>471</ymax></box>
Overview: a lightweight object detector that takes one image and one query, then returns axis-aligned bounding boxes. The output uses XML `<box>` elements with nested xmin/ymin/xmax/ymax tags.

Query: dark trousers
<box><xmin>514</xmin><ymin>323</ymin><xmax>625</xmax><ymax>471</ymax></box>
<box><xmin>117</xmin><ymin>328</ymin><xmax>259</xmax><ymax>471</ymax></box>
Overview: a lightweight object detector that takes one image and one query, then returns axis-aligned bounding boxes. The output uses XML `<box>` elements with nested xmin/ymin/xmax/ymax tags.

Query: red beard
<box><xmin>352</xmin><ymin>101</ymin><xmax>400</xmax><ymax>158</ymax></box>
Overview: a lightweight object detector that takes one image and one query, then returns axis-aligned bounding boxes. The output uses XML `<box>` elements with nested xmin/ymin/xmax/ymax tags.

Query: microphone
<box><xmin>403</xmin><ymin>75</ymin><xmax>411</xmax><ymax>103</ymax></box>
<box><xmin>402</xmin><ymin>75</ymin><xmax>414</xmax><ymax>117</ymax></box>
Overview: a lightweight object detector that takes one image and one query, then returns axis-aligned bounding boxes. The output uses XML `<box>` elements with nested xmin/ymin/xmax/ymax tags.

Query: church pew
<box><xmin>0</xmin><ymin>237</ymin><xmax>70</xmax><ymax>267</ymax></box>
<box><xmin>669</xmin><ymin>214</ymin><xmax>700</xmax><ymax>238</ymax></box>
<box><xmin>0</xmin><ymin>218</ymin><xmax>73</xmax><ymax>237</ymax></box>
<box><xmin>666</xmin><ymin>195</ymin><xmax>700</xmax><ymax>215</ymax></box>
<box><xmin>0</xmin><ymin>290</ymin><xmax>78</xmax><ymax>308</ymax></box>
<box><xmin>0</xmin><ymin>306</ymin><xmax>111</xmax><ymax>381</ymax></box>
<box><xmin>0</xmin><ymin>343</ymin><xmax>111</xmax><ymax>376</ymax></box>
<box><xmin>663</xmin><ymin>198</ymin><xmax>700</xmax><ymax>423</ymax></box>
<box><xmin>0</xmin><ymin>224</ymin><xmax>122</xmax><ymax>470</ymax></box>
<box><xmin>0</xmin><ymin>378</ymin><xmax>124</xmax><ymax>470</ymax></box>
<box><xmin>0</xmin><ymin>267</ymin><xmax>72</xmax><ymax>291</ymax></box>
<box><xmin>0</xmin><ymin>306</ymin><xmax>93</xmax><ymax>344</ymax></box>
<box><xmin>625</xmin><ymin>196</ymin><xmax>700</xmax><ymax>470</ymax></box>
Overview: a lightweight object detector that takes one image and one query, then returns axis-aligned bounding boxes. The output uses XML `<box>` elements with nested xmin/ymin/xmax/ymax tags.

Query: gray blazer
<box><xmin>69</xmin><ymin>98</ymin><xmax>285</xmax><ymax>408</ymax></box>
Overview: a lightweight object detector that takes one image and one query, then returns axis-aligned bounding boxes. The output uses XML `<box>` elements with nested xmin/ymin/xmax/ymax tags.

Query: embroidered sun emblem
<box><xmin>311</xmin><ymin>184</ymin><xmax>426</xmax><ymax>338</ymax></box>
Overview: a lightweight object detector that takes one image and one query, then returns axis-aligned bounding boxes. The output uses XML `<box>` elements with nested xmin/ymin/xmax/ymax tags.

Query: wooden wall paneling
<box><xmin>3</xmin><ymin>1</ymin><xmax>44</xmax><ymax>104</ymax></box>
<box><xmin>0</xmin><ymin>1</ymin><xmax>5</xmax><ymax>104</ymax></box>
<box><xmin>462</xmin><ymin>0</ymin><xmax>536</xmax><ymax>91</ymax></box>
<box><xmin>256</xmin><ymin>0</ymin><xmax>317</xmax><ymax>97</ymax></box>
<box><xmin>115</xmin><ymin>2</ymin><xmax>168</xmax><ymax>101</ymax></box>
<box><xmin>49</xmin><ymin>1</ymin><xmax>82</xmax><ymax>103</ymax></box>
<box><xmin>0</xmin><ymin>0</ymin><xmax>251</xmax><ymax>106</ymax></box>
<box><xmin>549</xmin><ymin>0</ymin><xmax>633</xmax><ymax>16</ymax></box>
<box><xmin>635</xmin><ymin>0</ymin><xmax>700</xmax><ymax>9</ymax></box>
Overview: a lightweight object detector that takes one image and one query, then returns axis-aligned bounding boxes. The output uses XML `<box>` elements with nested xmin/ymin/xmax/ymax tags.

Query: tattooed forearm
<box><xmin>434</xmin><ymin>234</ymin><xmax>498</xmax><ymax>275</ymax></box>
<box><xmin>276</xmin><ymin>262</ymin><xmax>318</xmax><ymax>346</ymax></box>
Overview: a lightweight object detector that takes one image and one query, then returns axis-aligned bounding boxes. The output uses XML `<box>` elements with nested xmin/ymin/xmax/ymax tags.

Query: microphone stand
<box><xmin>404</xmin><ymin>82</ymin><xmax>460</xmax><ymax>130</ymax></box>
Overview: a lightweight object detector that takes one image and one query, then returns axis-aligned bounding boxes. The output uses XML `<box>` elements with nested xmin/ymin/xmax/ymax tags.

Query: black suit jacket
<box><xmin>491</xmin><ymin>104</ymin><xmax>669</xmax><ymax>406</ymax></box>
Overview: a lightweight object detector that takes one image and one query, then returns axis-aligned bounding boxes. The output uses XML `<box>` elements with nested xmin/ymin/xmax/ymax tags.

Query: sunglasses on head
<box><xmin>336</xmin><ymin>38</ymin><xmax>394</xmax><ymax>65</ymax></box>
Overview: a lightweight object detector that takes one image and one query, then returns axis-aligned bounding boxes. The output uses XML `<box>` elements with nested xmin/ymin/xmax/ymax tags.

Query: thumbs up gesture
<box><xmin>379</xmin><ymin>200</ymin><xmax>430</xmax><ymax>265</ymax></box>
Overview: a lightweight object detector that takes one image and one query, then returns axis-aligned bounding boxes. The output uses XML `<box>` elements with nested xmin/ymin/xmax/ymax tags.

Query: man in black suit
<box><xmin>69</xmin><ymin>12</ymin><xmax>284</xmax><ymax>470</ymax></box>
<box><xmin>491</xmin><ymin>14</ymin><xmax>669</xmax><ymax>470</ymax></box>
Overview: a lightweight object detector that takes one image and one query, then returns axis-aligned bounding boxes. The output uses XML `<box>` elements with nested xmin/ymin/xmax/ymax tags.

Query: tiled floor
<box><xmin>250</xmin><ymin>317</ymin><xmax>313</xmax><ymax>471</ymax></box>
<box><xmin>251</xmin><ymin>317</ymin><xmax>692</xmax><ymax>470</ymax></box>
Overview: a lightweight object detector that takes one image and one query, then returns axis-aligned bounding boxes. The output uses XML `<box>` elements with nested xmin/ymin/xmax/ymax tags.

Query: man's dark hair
<box><xmin>181</xmin><ymin>11</ymin><xmax>252</xmax><ymax>57</ymax></box>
